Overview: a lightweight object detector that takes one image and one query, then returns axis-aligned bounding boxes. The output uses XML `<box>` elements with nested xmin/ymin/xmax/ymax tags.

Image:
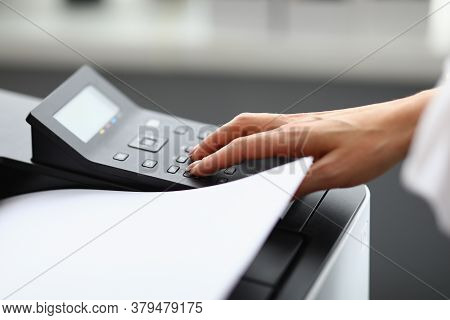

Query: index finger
<box><xmin>188</xmin><ymin>130</ymin><xmax>282</xmax><ymax>176</ymax></box>
<box><xmin>190</xmin><ymin>113</ymin><xmax>285</xmax><ymax>161</ymax></box>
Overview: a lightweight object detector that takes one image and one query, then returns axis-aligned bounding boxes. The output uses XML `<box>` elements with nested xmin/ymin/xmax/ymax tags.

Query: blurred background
<box><xmin>0</xmin><ymin>0</ymin><xmax>449</xmax><ymax>299</ymax></box>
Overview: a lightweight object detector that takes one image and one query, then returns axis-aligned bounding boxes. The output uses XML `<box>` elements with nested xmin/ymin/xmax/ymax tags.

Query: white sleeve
<box><xmin>401</xmin><ymin>58</ymin><xmax>450</xmax><ymax>236</ymax></box>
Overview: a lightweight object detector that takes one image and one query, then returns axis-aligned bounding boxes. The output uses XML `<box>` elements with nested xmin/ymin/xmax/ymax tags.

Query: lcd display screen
<box><xmin>54</xmin><ymin>85</ymin><xmax>119</xmax><ymax>143</ymax></box>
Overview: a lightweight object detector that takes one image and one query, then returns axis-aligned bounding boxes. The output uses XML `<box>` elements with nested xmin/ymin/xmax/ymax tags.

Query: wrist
<box><xmin>383</xmin><ymin>89</ymin><xmax>435</xmax><ymax>157</ymax></box>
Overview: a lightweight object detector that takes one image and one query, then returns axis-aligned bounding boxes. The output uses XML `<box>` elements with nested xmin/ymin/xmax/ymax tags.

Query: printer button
<box><xmin>183</xmin><ymin>171</ymin><xmax>192</xmax><ymax>177</ymax></box>
<box><xmin>144</xmin><ymin>119</ymin><xmax>160</xmax><ymax>128</ymax></box>
<box><xmin>176</xmin><ymin>155</ymin><xmax>189</xmax><ymax>163</ymax></box>
<box><xmin>113</xmin><ymin>152</ymin><xmax>129</xmax><ymax>161</ymax></box>
<box><xmin>142</xmin><ymin>159</ymin><xmax>157</xmax><ymax>168</ymax></box>
<box><xmin>167</xmin><ymin>165</ymin><xmax>180</xmax><ymax>174</ymax></box>
<box><xmin>140</xmin><ymin>137</ymin><xmax>157</xmax><ymax>147</ymax></box>
<box><xmin>224</xmin><ymin>167</ymin><xmax>236</xmax><ymax>175</ymax></box>
<box><xmin>174</xmin><ymin>126</ymin><xmax>190</xmax><ymax>135</ymax></box>
<box><xmin>128</xmin><ymin>135</ymin><xmax>168</xmax><ymax>153</ymax></box>
<box><xmin>184</xmin><ymin>145</ymin><xmax>195</xmax><ymax>153</ymax></box>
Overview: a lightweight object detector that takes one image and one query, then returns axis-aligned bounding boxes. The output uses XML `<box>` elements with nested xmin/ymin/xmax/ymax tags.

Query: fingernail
<box><xmin>188</xmin><ymin>144</ymin><xmax>199</xmax><ymax>155</ymax></box>
<box><xmin>187</xmin><ymin>160</ymin><xmax>201</xmax><ymax>171</ymax></box>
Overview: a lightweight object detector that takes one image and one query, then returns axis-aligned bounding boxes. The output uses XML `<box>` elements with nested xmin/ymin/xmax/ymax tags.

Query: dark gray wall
<box><xmin>0</xmin><ymin>67</ymin><xmax>449</xmax><ymax>299</ymax></box>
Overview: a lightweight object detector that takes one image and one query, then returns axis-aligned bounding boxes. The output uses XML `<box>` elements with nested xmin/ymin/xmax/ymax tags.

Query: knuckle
<box><xmin>300</xmin><ymin>113</ymin><xmax>323</xmax><ymax>122</ymax></box>
<box><xmin>233</xmin><ymin>112</ymin><xmax>254</xmax><ymax>123</ymax></box>
<box><xmin>229</xmin><ymin>137</ymin><xmax>249</xmax><ymax>158</ymax></box>
<box><xmin>229</xmin><ymin>137</ymin><xmax>245</xmax><ymax>149</ymax></box>
<box><xmin>309</xmin><ymin>115</ymin><xmax>324</xmax><ymax>122</ymax></box>
<box><xmin>199</xmin><ymin>141</ymin><xmax>214</xmax><ymax>154</ymax></box>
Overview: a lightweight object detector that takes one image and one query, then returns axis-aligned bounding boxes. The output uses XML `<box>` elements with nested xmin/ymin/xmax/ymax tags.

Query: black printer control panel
<box><xmin>26</xmin><ymin>66</ymin><xmax>288</xmax><ymax>191</ymax></box>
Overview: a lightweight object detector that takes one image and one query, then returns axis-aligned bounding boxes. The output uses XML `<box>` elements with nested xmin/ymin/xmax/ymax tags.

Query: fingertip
<box><xmin>190</xmin><ymin>141</ymin><xmax>215</xmax><ymax>161</ymax></box>
<box><xmin>190</xmin><ymin>149</ymin><xmax>207</xmax><ymax>161</ymax></box>
<box><xmin>188</xmin><ymin>145</ymin><xmax>199</xmax><ymax>159</ymax></box>
<box><xmin>187</xmin><ymin>160</ymin><xmax>201</xmax><ymax>172</ymax></box>
<box><xmin>189</xmin><ymin>152</ymin><xmax>199</xmax><ymax>161</ymax></box>
<box><xmin>192</xmin><ymin>160</ymin><xmax>211</xmax><ymax>176</ymax></box>
<box><xmin>189</xmin><ymin>159</ymin><xmax>214</xmax><ymax>176</ymax></box>
<box><xmin>188</xmin><ymin>144</ymin><xmax>198</xmax><ymax>156</ymax></box>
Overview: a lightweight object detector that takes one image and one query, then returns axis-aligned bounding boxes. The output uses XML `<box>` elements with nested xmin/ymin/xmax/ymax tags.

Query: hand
<box><xmin>188</xmin><ymin>90</ymin><xmax>435</xmax><ymax>197</ymax></box>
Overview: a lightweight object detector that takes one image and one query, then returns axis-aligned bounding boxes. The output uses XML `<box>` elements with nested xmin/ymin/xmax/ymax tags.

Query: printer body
<box><xmin>0</xmin><ymin>67</ymin><xmax>370</xmax><ymax>299</ymax></box>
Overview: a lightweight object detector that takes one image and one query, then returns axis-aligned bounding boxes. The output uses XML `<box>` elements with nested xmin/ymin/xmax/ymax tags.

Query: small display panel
<box><xmin>53</xmin><ymin>85</ymin><xmax>119</xmax><ymax>143</ymax></box>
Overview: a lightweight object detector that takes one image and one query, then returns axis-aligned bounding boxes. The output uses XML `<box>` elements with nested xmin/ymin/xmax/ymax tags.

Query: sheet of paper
<box><xmin>0</xmin><ymin>158</ymin><xmax>312</xmax><ymax>299</ymax></box>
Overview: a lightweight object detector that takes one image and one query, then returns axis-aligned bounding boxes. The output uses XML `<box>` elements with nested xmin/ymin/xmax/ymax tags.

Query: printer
<box><xmin>0</xmin><ymin>66</ymin><xmax>370</xmax><ymax>299</ymax></box>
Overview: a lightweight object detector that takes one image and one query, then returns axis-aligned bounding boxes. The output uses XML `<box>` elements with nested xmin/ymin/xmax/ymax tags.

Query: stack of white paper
<box><xmin>0</xmin><ymin>158</ymin><xmax>312</xmax><ymax>299</ymax></box>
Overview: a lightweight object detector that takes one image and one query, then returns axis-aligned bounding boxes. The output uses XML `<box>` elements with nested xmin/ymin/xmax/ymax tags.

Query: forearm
<box><xmin>380</xmin><ymin>89</ymin><xmax>436</xmax><ymax>158</ymax></box>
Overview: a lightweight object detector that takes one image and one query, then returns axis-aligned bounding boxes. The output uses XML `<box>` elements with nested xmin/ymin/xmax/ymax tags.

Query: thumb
<box><xmin>295</xmin><ymin>149</ymin><xmax>342</xmax><ymax>198</ymax></box>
